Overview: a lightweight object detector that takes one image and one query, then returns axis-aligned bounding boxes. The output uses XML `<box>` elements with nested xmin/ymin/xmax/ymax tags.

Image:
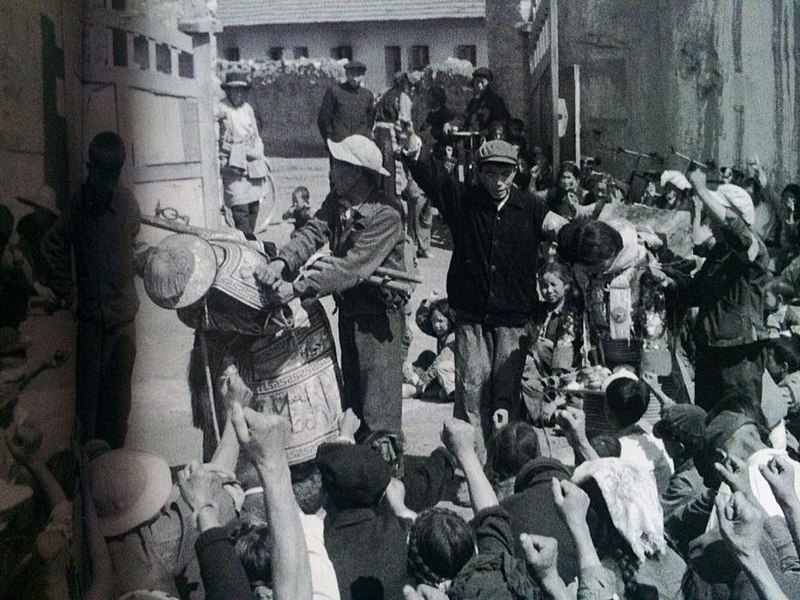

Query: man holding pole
<box><xmin>255</xmin><ymin>134</ymin><xmax>415</xmax><ymax>442</ymax></box>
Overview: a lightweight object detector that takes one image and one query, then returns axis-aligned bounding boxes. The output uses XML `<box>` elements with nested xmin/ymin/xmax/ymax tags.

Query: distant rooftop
<box><xmin>217</xmin><ymin>0</ymin><xmax>486</xmax><ymax>27</ymax></box>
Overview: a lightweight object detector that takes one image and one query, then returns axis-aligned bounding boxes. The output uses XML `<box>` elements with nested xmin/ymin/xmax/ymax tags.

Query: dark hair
<box><xmin>742</xmin><ymin>176</ymin><xmax>764</xmax><ymax>205</ymax></box>
<box><xmin>537</xmin><ymin>260</ymin><xmax>573</xmax><ymax>287</ymax></box>
<box><xmin>605</xmin><ymin>378</ymin><xmax>650</xmax><ymax>427</ymax></box>
<box><xmin>88</xmin><ymin>131</ymin><xmax>126</xmax><ymax>172</ymax></box>
<box><xmin>290</xmin><ymin>461</ymin><xmax>323</xmax><ymax>514</ymax></box>
<box><xmin>557</xmin><ymin>220</ymin><xmax>624</xmax><ymax>267</ymax></box>
<box><xmin>486</xmin><ymin>422</ymin><xmax>540</xmax><ymax>481</ymax></box>
<box><xmin>233</xmin><ymin>520</ymin><xmax>273</xmax><ymax>586</ymax></box>
<box><xmin>407</xmin><ymin>507</ymin><xmax>475</xmax><ymax>585</ymax></box>
<box><xmin>558</xmin><ymin>161</ymin><xmax>581</xmax><ymax>181</ymax></box>
<box><xmin>769</xmin><ymin>336</ymin><xmax>800</xmax><ymax>373</ymax></box>
<box><xmin>765</xmin><ymin>278</ymin><xmax>795</xmax><ymax>302</ymax></box>
<box><xmin>292</xmin><ymin>186</ymin><xmax>310</xmax><ymax>201</ymax></box>
<box><xmin>590</xmin><ymin>434</ymin><xmax>622</xmax><ymax>457</ymax></box>
<box><xmin>782</xmin><ymin>183</ymin><xmax>800</xmax><ymax>199</ymax></box>
<box><xmin>428</xmin><ymin>86</ymin><xmax>447</xmax><ymax>107</ymax></box>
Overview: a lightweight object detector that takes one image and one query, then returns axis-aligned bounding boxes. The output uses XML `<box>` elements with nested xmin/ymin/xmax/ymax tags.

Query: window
<box><xmin>224</xmin><ymin>47</ymin><xmax>240</xmax><ymax>61</ymax></box>
<box><xmin>156</xmin><ymin>43</ymin><xmax>171</xmax><ymax>74</ymax></box>
<box><xmin>410</xmin><ymin>45</ymin><xmax>429</xmax><ymax>71</ymax></box>
<box><xmin>133</xmin><ymin>34</ymin><xmax>149</xmax><ymax>70</ymax></box>
<box><xmin>112</xmin><ymin>28</ymin><xmax>128</xmax><ymax>66</ymax></box>
<box><xmin>268</xmin><ymin>46</ymin><xmax>284</xmax><ymax>60</ymax></box>
<box><xmin>293</xmin><ymin>46</ymin><xmax>309</xmax><ymax>59</ymax></box>
<box><xmin>331</xmin><ymin>45</ymin><xmax>353</xmax><ymax>61</ymax></box>
<box><xmin>178</xmin><ymin>51</ymin><xmax>194</xmax><ymax>78</ymax></box>
<box><xmin>384</xmin><ymin>46</ymin><xmax>401</xmax><ymax>86</ymax></box>
<box><xmin>456</xmin><ymin>44</ymin><xmax>477</xmax><ymax>66</ymax></box>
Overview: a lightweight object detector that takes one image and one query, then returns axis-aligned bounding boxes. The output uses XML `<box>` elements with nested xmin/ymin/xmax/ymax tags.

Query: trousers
<box><xmin>339</xmin><ymin>309</ymin><xmax>406</xmax><ymax>437</ymax></box>
<box><xmin>454</xmin><ymin>318</ymin><xmax>529</xmax><ymax>461</ymax></box>
<box><xmin>76</xmin><ymin>319</ymin><xmax>137</xmax><ymax>448</ymax></box>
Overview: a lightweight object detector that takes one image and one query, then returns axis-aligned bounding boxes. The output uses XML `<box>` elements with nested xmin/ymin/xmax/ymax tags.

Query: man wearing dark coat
<box><xmin>317</xmin><ymin>61</ymin><xmax>375</xmax><ymax>143</ymax></box>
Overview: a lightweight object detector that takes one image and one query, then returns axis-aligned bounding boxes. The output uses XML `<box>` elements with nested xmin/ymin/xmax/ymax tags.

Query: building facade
<box><xmin>217</xmin><ymin>0</ymin><xmax>487</xmax><ymax>93</ymax></box>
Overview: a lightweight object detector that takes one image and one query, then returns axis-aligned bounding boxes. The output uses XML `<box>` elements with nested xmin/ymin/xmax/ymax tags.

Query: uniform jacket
<box><xmin>317</xmin><ymin>82</ymin><xmax>375</xmax><ymax>143</ymax></box>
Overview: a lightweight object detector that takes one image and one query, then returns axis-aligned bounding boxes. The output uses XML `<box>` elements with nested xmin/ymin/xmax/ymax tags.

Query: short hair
<box><xmin>487</xmin><ymin>421</ymin><xmax>540</xmax><ymax>480</ymax></box>
<box><xmin>428</xmin><ymin>86</ymin><xmax>447</xmax><ymax>107</ymax></box>
<box><xmin>537</xmin><ymin>260</ymin><xmax>572</xmax><ymax>286</ymax></box>
<box><xmin>292</xmin><ymin>186</ymin><xmax>310</xmax><ymax>201</ymax></box>
<box><xmin>558</xmin><ymin>160</ymin><xmax>581</xmax><ymax>181</ymax></box>
<box><xmin>407</xmin><ymin>507</ymin><xmax>475</xmax><ymax>586</ymax></box>
<box><xmin>290</xmin><ymin>461</ymin><xmax>323</xmax><ymax>514</ymax></box>
<box><xmin>557</xmin><ymin>220</ymin><xmax>624</xmax><ymax>267</ymax></box>
<box><xmin>769</xmin><ymin>336</ymin><xmax>800</xmax><ymax>373</ymax></box>
<box><xmin>88</xmin><ymin>131</ymin><xmax>126</xmax><ymax>172</ymax></box>
<box><xmin>233</xmin><ymin>520</ymin><xmax>273</xmax><ymax>586</ymax></box>
<box><xmin>605</xmin><ymin>378</ymin><xmax>650</xmax><ymax>427</ymax></box>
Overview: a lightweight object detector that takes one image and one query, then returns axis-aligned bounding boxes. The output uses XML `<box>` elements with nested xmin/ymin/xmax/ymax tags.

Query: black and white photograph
<box><xmin>2</xmin><ymin>0</ymin><xmax>800</xmax><ymax>598</ymax></box>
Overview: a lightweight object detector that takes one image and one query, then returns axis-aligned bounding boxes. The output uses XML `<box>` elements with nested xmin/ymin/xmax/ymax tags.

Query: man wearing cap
<box><xmin>217</xmin><ymin>71</ymin><xmax>269</xmax><ymax>236</ymax></box>
<box><xmin>255</xmin><ymin>134</ymin><xmax>409</xmax><ymax>441</ymax></box>
<box><xmin>681</xmin><ymin>168</ymin><xmax>769</xmax><ymax>416</ymax></box>
<box><xmin>403</xmin><ymin>136</ymin><xmax>566</xmax><ymax>460</ymax></box>
<box><xmin>445</xmin><ymin>67</ymin><xmax>510</xmax><ymax>138</ymax></box>
<box><xmin>317</xmin><ymin>60</ymin><xmax>375</xmax><ymax>144</ymax></box>
<box><xmin>41</xmin><ymin>131</ymin><xmax>141</xmax><ymax>449</ymax></box>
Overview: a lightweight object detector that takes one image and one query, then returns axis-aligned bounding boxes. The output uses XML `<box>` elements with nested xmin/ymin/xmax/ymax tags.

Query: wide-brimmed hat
<box><xmin>143</xmin><ymin>234</ymin><xmax>217</xmax><ymax>309</ymax></box>
<box><xmin>327</xmin><ymin>135</ymin><xmax>390</xmax><ymax>176</ymax></box>
<box><xmin>89</xmin><ymin>448</ymin><xmax>173</xmax><ymax>537</ymax></box>
<box><xmin>221</xmin><ymin>71</ymin><xmax>251</xmax><ymax>89</ymax></box>
<box><xmin>15</xmin><ymin>185</ymin><xmax>60</xmax><ymax>216</ymax></box>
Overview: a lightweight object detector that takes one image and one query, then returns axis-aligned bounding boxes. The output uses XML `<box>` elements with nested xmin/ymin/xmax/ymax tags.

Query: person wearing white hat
<box><xmin>255</xmin><ymin>134</ymin><xmax>410</xmax><ymax>441</ymax></box>
<box><xmin>679</xmin><ymin>167</ymin><xmax>769</xmax><ymax>416</ymax></box>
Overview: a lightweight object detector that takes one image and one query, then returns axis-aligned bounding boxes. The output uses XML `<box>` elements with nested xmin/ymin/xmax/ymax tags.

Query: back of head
<box><xmin>487</xmin><ymin>422</ymin><xmax>540</xmax><ymax>481</ymax></box>
<box><xmin>88</xmin><ymin>131</ymin><xmax>126</xmax><ymax>175</ymax></box>
<box><xmin>316</xmin><ymin>442</ymin><xmax>391</xmax><ymax>509</ymax></box>
<box><xmin>770</xmin><ymin>336</ymin><xmax>800</xmax><ymax>374</ymax></box>
<box><xmin>590</xmin><ymin>434</ymin><xmax>622</xmax><ymax>458</ymax></box>
<box><xmin>233</xmin><ymin>520</ymin><xmax>273</xmax><ymax>587</ymax></box>
<box><xmin>407</xmin><ymin>507</ymin><xmax>474</xmax><ymax>586</ymax></box>
<box><xmin>557</xmin><ymin>220</ymin><xmax>623</xmax><ymax>267</ymax></box>
<box><xmin>605</xmin><ymin>378</ymin><xmax>650</xmax><ymax>427</ymax></box>
<box><xmin>290</xmin><ymin>460</ymin><xmax>323</xmax><ymax>514</ymax></box>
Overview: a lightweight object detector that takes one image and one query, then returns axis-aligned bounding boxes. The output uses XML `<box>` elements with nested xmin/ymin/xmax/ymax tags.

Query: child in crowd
<box><xmin>521</xmin><ymin>260</ymin><xmax>579</xmax><ymax>424</ymax></box>
<box><xmin>765</xmin><ymin>336</ymin><xmax>800</xmax><ymax>442</ymax></box>
<box><xmin>281</xmin><ymin>186</ymin><xmax>312</xmax><ymax>232</ymax></box>
<box><xmin>764</xmin><ymin>278</ymin><xmax>800</xmax><ymax>335</ymax></box>
<box><xmin>403</xmin><ymin>296</ymin><xmax>456</xmax><ymax>402</ymax></box>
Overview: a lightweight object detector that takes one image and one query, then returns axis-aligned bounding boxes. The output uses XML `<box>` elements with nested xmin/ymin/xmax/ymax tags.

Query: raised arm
<box><xmin>231</xmin><ymin>403</ymin><xmax>313</xmax><ymax>600</ymax></box>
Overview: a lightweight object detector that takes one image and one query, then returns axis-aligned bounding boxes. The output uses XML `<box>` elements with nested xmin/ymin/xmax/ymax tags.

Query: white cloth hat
<box><xmin>327</xmin><ymin>135</ymin><xmax>390</xmax><ymax>176</ymax></box>
<box><xmin>709</xmin><ymin>184</ymin><xmax>755</xmax><ymax>227</ymax></box>
<box><xmin>660</xmin><ymin>170</ymin><xmax>692</xmax><ymax>191</ymax></box>
<box><xmin>16</xmin><ymin>185</ymin><xmax>60</xmax><ymax>216</ymax></box>
<box><xmin>89</xmin><ymin>449</ymin><xmax>173</xmax><ymax>537</ymax></box>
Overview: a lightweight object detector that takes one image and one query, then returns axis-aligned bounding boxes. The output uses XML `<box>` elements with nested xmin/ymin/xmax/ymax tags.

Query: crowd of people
<box><xmin>6</xmin><ymin>55</ymin><xmax>800</xmax><ymax>600</ymax></box>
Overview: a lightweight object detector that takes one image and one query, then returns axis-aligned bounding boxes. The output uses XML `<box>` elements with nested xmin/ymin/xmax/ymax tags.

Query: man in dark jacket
<box><xmin>447</xmin><ymin>67</ymin><xmax>510</xmax><ymax>138</ymax></box>
<box><xmin>41</xmin><ymin>131</ymin><xmax>140</xmax><ymax>448</ymax></box>
<box><xmin>256</xmin><ymin>135</ymin><xmax>410</xmax><ymax>439</ymax></box>
<box><xmin>404</xmin><ymin>137</ymin><xmax>566</xmax><ymax>460</ymax></box>
<box><xmin>317</xmin><ymin>61</ymin><xmax>375</xmax><ymax>144</ymax></box>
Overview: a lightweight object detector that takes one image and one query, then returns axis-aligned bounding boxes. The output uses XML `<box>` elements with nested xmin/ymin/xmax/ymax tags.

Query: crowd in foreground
<box><xmin>5</xmin><ymin>60</ymin><xmax>800</xmax><ymax>600</ymax></box>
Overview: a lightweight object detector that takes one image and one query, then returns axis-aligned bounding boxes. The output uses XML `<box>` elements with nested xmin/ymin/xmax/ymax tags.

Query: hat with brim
<box><xmin>89</xmin><ymin>449</ymin><xmax>173</xmax><ymax>537</ymax></box>
<box><xmin>15</xmin><ymin>185</ymin><xmax>60</xmax><ymax>216</ymax></box>
<box><xmin>660</xmin><ymin>170</ymin><xmax>692</xmax><ymax>192</ymax></box>
<box><xmin>221</xmin><ymin>71</ymin><xmax>251</xmax><ymax>89</ymax></box>
<box><xmin>327</xmin><ymin>135</ymin><xmax>390</xmax><ymax>176</ymax></box>
<box><xmin>143</xmin><ymin>234</ymin><xmax>217</xmax><ymax>309</ymax></box>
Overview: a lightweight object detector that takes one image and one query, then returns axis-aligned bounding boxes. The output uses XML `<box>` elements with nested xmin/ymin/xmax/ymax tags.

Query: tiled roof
<box><xmin>217</xmin><ymin>0</ymin><xmax>486</xmax><ymax>27</ymax></box>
